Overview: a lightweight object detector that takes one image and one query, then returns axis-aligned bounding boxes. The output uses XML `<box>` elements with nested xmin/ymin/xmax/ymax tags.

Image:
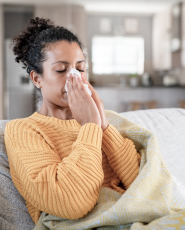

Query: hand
<box><xmin>67</xmin><ymin>74</ymin><xmax>101</xmax><ymax>128</ymax></box>
<box><xmin>81</xmin><ymin>74</ymin><xmax>109</xmax><ymax>131</ymax></box>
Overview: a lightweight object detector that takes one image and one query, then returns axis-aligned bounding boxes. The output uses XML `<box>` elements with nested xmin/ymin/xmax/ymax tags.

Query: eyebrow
<box><xmin>52</xmin><ymin>60</ymin><xmax>86</xmax><ymax>65</ymax></box>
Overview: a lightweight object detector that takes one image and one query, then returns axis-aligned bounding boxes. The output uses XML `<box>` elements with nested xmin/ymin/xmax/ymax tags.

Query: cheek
<box><xmin>43</xmin><ymin>72</ymin><xmax>67</xmax><ymax>87</ymax></box>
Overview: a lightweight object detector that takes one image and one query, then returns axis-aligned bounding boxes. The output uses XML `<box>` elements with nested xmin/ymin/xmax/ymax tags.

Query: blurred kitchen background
<box><xmin>0</xmin><ymin>0</ymin><xmax>185</xmax><ymax>119</ymax></box>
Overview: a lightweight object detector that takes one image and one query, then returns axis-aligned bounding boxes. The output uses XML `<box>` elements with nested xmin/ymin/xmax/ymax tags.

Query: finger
<box><xmin>71</xmin><ymin>74</ymin><xmax>84</xmax><ymax>99</ymax></box>
<box><xmin>85</xmin><ymin>82</ymin><xmax>101</xmax><ymax>102</ymax></box>
<box><xmin>79</xmin><ymin>74</ymin><xmax>95</xmax><ymax>94</ymax></box>
<box><xmin>80</xmin><ymin>74</ymin><xmax>97</xmax><ymax>98</ymax></box>
<box><xmin>67</xmin><ymin>76</ymin><xmax>78</xmax><ymax>104</ymax></box>
<box><xmin>74</xmin><ymin>74</ymin><xmax>90</xmax><ymax>99</ymax></box>
<box><xmin>81</xmin><ymin>73</ymin><xmax>88</xmax><ymax>84</ymax></box>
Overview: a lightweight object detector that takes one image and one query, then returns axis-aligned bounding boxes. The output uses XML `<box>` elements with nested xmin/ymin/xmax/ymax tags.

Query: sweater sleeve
<box><xmin>102</xmin><ymin>124</ymin><xmax>140</xmax><ymax>190</ymax></box>
<box><xmin>5</xmin><ymin>120</ymin><xmax>104</xmax><ymax>222</ymax></box>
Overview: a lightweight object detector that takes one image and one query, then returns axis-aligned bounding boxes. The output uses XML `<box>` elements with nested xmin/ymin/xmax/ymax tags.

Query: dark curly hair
<box><xmin>12</xmin><ymin>17</ymin><xmax>83</xmax><ymax>75</ymax></box>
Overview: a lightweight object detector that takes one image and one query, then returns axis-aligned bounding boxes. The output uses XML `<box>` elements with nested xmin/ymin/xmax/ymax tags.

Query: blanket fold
<box><xmin>34</xmin><ymin>111</ymin><xmax>185</xmax><ymax>230</ymax></box>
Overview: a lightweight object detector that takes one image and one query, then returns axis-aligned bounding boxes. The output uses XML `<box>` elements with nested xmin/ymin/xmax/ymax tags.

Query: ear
<box><xmin>30</xmin><ymin>70</ymin><xmax>42</xmax><ymax>89</ymax></box>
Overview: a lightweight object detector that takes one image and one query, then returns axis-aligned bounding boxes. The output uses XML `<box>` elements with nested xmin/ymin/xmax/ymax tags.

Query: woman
<box><xmin>5</xmin><ymin>17</ymin><xmax>141</xmax><ymax>224</ymax></box>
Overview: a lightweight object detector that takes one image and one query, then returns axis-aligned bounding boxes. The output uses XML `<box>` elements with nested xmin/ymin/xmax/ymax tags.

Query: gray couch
<box><xmin>0</xmin><ymin>108</ymin><xmax>185</xmax><ymax>230</ymax></box>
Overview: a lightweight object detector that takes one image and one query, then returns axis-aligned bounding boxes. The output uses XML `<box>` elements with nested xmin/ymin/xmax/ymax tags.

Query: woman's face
<box><xmin>38</xmin><ymin>40</ymin><xmax>86</xmax><ymax>108</ymax></box>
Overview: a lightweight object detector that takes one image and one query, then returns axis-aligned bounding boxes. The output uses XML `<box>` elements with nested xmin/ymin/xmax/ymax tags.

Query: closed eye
<box><xmin>56</xmin><ymin>70</ymin><xmax>66</xmax><ymax>73</ymax></box>
<box><xmin>56</xmin><ymin>69</ymin><xmax>84</xmax><ymax>73</ymax></box>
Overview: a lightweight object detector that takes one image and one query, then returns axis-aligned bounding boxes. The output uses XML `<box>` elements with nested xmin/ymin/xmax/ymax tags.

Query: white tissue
<box><xmin>65</xmin><ymin>68</ymin><xmax>92</xmax><ymax>96</ymax></box>
<box><xmin>70</xmin><ymin>68</ymin><xmax>81</xmax><ymax>77</ymax></box>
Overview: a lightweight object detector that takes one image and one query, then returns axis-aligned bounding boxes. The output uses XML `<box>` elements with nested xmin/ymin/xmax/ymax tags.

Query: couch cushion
<box><xmin>0</xmin><ymin>120</ymin><xmax>35</xmax><ymax>230</ymax></box>
<box><xmin>120</xmin><ymin>108</ymin><xmax>185</xmax><ymax>187</ymax></box>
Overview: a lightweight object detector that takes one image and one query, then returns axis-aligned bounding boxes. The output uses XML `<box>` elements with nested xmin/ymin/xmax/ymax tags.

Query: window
<box><xmin>92</xmin><ymin>36</ymin><xmax>144</xmax><ymax>75</ymax></box>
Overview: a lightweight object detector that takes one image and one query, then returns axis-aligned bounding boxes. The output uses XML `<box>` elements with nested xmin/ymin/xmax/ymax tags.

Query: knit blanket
<box><xmin>34</xmin><ymin>110</ymin><xmax>185</xmax><ymax>230</ymax></box>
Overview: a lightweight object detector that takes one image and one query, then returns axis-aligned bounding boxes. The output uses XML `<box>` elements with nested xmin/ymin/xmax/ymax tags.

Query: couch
<box><xmin>0</xmin><ymin>108</ymin><xmax>185</xmax><ymax>230</ymax></box>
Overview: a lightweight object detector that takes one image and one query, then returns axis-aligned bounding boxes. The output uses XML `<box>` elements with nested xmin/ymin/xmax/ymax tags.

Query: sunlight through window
<box><xmin>92</xmin><ymin>36</ymin><xmax>144</xmax><ymax>74</ymax></box>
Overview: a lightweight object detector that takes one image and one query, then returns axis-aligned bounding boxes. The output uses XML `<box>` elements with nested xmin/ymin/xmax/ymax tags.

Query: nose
<box><xmin>66</xmin><ymin>66</ymin><xmax>76</xmax><ymax>78</ymax></box>
<box><xmin>65</xmin><ymin>68</ymin><xmax>71</xmax><ymax>79</ymax></box>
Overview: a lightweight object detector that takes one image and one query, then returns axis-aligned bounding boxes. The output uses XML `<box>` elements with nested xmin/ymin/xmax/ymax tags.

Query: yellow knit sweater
<box><xmin>5</xmin><ymin>112</ymin><xmax>140</xmax><ymax>224</ymax></box>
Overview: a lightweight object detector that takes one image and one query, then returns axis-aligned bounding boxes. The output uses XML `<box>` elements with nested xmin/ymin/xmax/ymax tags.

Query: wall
<box><xmin>35</xmin><ymin>5</ymin><xmax>87</xmax><ymax>47</ymax></box>
<box><xmin>4</xmin><ymin>8</ymin><xmax>33</xmax><ymax>38</ymax></box>
<box><xmin>87</xmin><ymin>13</ymin><xmax>153</xmax><ymax>83</ymax></box>
<box><xmin>152</xmin><ymin>7</ymin><xmax>171</xmax><ymax>71</ymax></box>
<box><xmin>181</xmin><ymin>2</ymin><xmax>185</xmax><ymax>68</ymax></box>
<box><xmin>153</xmin><ymin>3</ymin><xmax>185</xmax><ymax>86</ymax></box>
<box><xmin>0</xmin><ymin>5</ymin><xmax>3</xmax><ymax>119</ymax></box>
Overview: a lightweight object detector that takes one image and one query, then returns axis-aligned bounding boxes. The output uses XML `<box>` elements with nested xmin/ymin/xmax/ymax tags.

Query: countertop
<box><xmin>94</xmin><ymin>84</ymin><xmax>185</xmax><ymax>89</ymax></box>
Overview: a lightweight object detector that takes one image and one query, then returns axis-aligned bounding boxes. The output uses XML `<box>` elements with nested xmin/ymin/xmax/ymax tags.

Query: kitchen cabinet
<box><xmin>95</xmin><ymin>86</ymin><xmax>185</xmax><ymax>113</ymax></box>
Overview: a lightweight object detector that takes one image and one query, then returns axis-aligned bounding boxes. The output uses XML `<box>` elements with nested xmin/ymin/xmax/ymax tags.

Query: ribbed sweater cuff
<box><xmin>77</xmin><ymin>123</ymin><xmax>103</xmax><ymax>149</ymax></box>
<box><xmin>102</xmin><ymin>124</ymin><xmax>125</xmax><ymax>154</ymax></box>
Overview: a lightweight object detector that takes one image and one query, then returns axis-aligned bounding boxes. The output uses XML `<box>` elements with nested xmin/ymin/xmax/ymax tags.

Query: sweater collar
<box><xmin>30</xmin><ymin>112</ymin><xmax>81</xmax><ymax>129</ymax></box>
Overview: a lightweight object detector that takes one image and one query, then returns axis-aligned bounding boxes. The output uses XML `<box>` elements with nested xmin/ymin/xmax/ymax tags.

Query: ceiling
<box><xmin>0</xmin><ymin>0</ymin><xmax>183</xmax><ymax>14</ymax></box>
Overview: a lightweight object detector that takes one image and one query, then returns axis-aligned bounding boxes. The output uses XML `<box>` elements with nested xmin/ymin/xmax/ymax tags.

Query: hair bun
<box><xmin>12</xmin><ymin>17</ymin><xmax>53</xmax><ymax>69</ymax></box>
<box><xmin>29</xmin><ymin>17</ymin><xmax>53</xmax><ymax>31</ymax></box>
